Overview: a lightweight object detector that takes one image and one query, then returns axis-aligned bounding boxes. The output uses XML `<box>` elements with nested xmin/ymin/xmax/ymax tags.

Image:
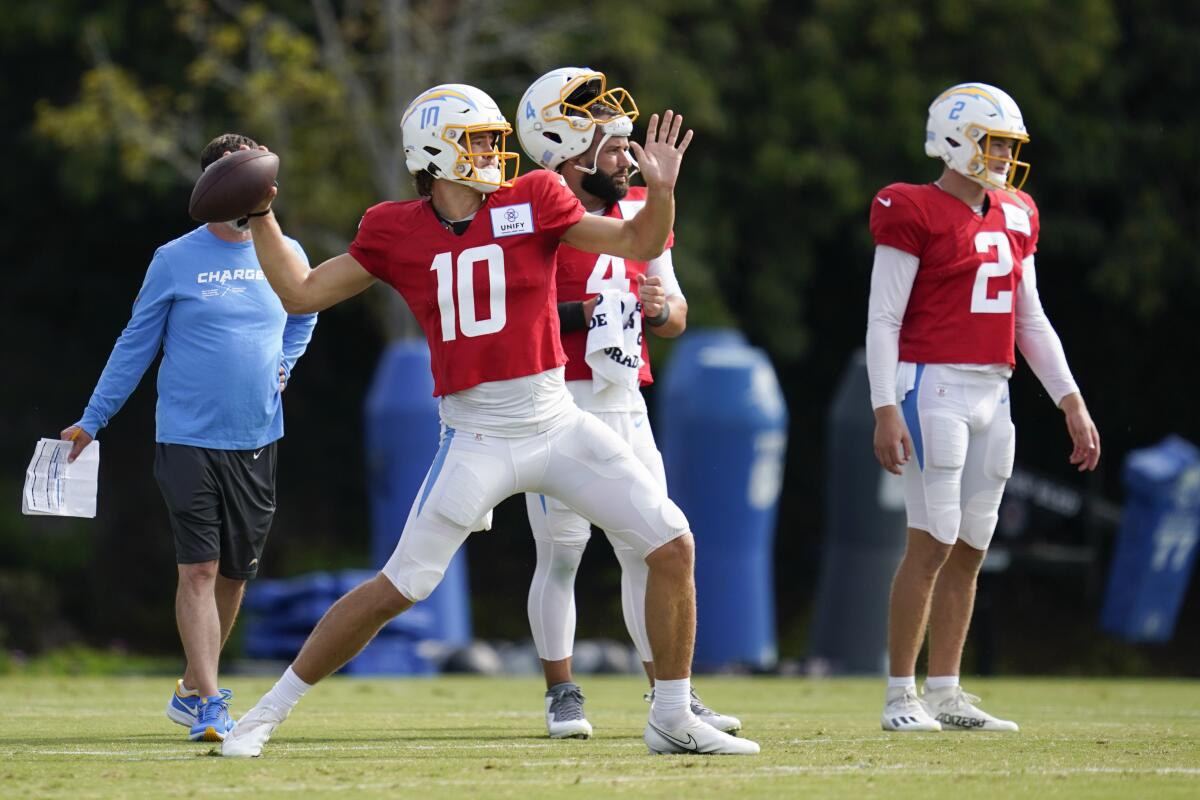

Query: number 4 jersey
<box><xmin>349</xmin><ymin>169</ymin><xmax>585</xmax><ymax>396</ymax></box>
<box><xmin>869</xmin><ymin>182</ymin><xmax>1040</xmax><ymax>367</ymax></box>
<box><xmin>556</xmin><ymin>186</ymin><xmax>673</xmax><ymax>388</ymax></box>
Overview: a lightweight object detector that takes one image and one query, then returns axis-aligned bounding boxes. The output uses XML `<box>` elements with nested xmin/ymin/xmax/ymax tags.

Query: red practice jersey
<box><xmin>869</xmin><ymin>182</ymin><xmax>1040</xmax><ymax>367</ymax></box>
<box><xmin>350</xmin><ymin>170</ymin><xmax>586</xmax><ymax>396</ymax></box>
<box><xmin>556</xmin><ymin>187</ymin><xmax>672</xmax><ymax>386</ymax></box>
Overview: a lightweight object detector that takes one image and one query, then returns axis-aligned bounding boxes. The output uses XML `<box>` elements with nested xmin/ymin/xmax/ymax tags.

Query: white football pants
<box><xmin>381</xmin><ymin>406</ymin><xmax>688</xmax><ymax>607</ymax></box>
<box><xmin>898</xmin><ymin>363</ymin><xmax>1015</xmax><ymax>550</ymax></box>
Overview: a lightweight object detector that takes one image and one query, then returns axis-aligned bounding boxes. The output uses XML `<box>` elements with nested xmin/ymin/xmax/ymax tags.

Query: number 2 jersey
<box><xmin>350</xmin><ymin>169</ymin><xmax>585</xmax><ymax>397</ymax></box>
<box><xmin>869</xmin><ymin>182</ymin><xmax>1039</xmax><ymax>367</ymax></box>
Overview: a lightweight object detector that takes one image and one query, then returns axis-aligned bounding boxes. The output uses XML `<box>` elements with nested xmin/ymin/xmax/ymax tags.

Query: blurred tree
<box><xmin>10</xmin><ymin>0</ymin><xmax>1200</xmax><ymax>668</ymax></box>
<box><xmin>33</xmin><ymin>0</ymin><xmax>584</xmax><ymax>338</ymax></box>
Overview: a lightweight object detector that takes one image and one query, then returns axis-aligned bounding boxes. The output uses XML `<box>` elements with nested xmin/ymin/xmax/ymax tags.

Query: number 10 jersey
<box><xmin>869</xmin><ymin>182</ymin><xmax>1040</xmax><ymax>368</ymax></box>
<box><xmin>349</xmin><ymin>169</ymin><xmax>586</xmax><ymax>397</ymax></box>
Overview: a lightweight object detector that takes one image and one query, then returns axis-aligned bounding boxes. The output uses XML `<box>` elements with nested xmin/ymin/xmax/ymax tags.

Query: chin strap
<box><xmin>571</xmin><ymin>116</ymin><xmax>638</xmax><ymax>177</ymax></box>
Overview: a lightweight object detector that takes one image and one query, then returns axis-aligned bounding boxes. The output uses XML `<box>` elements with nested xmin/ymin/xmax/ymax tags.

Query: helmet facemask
<box><xmin>442</xmin><ymin>124</ymin><xmax>520</xmax><ymax>193</ymax></box>
<box><xmin>552</xmin><ymin>74</ymin><xmax>639</xmax><ymax>135</ymax></box>
<box><xmin>962</xmin><ymin>126</ymin><xmax>1031</xmax><ymax>192</ymax></box>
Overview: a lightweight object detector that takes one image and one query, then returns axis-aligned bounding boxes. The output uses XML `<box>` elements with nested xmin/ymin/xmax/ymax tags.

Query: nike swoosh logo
<box><xmin>648</xmin><ymin>722</ymin><xmax>699</xmax><ymax>752</ymax></box>
<box><xmin>253</xmin><ymin>449</ymin><xmax>265</xmax><ymax>460</ymax></box>
<box><xmin>877</xmin><ymin>196</ymin><xmax>892</xmax><ymax>207</ymax></box>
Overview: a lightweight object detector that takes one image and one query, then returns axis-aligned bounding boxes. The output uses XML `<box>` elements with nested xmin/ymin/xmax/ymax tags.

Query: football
<box><xmin>188</xmin><ymin>149</ymin><xmax>279</xmax><ymax>222</ymax></box>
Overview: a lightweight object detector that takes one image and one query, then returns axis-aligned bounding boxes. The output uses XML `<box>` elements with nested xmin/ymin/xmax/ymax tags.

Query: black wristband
<box><xmin>245</xmin><ymin>207</ymin><xmax>273</xmax><ymax>218</ymax></box>
<box><xmin>558</xmin><ymin>301</ymin><xmax>588</xmax><ymax>332</ymax></box>
<box><xmin>645</xmin><ymin>302</ymin><xmax>671</xmax><ymax>328</ymax></box>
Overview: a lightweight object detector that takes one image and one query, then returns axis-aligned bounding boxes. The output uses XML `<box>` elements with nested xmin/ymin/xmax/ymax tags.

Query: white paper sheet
<box><xmin>22</xmin><ymin>438</ymin><xmax>100</xmax><ymax>518</ymax></box>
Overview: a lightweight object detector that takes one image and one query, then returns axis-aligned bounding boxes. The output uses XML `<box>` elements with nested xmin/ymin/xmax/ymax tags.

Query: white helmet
<box><xmin>925</xmin><ymin>82</ymin><xmax>1030</xmax><ymax>192</ymax></box>
<box><xmin>516</xmin><ymin>67</ymin><xmax>639</xmax><ymax>173</ymax></box>
<box><xmin>401</xmin><ymin>84</ymin><xmax>518</xmax><ymax>193</ymax></box>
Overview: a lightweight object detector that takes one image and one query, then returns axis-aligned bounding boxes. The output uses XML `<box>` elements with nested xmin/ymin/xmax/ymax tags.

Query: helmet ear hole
<box><xmin>424</xmin><ymin>146</ymin><xmax>441</xmax><ymax>157</ymax></box>
<box><xmin>543</xmin><ymin>132</ymin><xmax>562</xmax><ymax>144</ymax></box>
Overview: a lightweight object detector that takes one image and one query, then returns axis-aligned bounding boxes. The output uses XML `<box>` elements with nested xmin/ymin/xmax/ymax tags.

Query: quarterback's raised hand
<box><xmin>631</xmin><ymin>111</ymin><xmax>693</xmax><ymax>193</ymax></box>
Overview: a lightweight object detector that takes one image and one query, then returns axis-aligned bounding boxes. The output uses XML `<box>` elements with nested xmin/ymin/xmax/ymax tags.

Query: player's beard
<box><xmin>582</xmin><ymin>169</ymin><xmax>629</xmax><ymax>209</ymax></box>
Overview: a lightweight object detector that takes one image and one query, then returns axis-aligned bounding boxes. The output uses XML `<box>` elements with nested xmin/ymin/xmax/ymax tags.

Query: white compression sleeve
<box><xmin>866</xmin><ymin>245</ymin><xmax>919</xmax><ymax>409</ymax></box>
<box><xmin>607</xmin><ymin>536</ymin><xmax>653</xmax><ymax>663</ymax></box>
<box><xmin>527</xmin><ymin>537</ymin><xmax>585</xmax><ymax>661</ymax></box>
<box><xmin>1015</xmin><ymin>255</ymin><xmax>1080</xmax><ymax>406</ymax></box>
<box><xmin>646</xmin><ymin>249</ymin><xmax>684</xmax><ymax>300</ymax></box>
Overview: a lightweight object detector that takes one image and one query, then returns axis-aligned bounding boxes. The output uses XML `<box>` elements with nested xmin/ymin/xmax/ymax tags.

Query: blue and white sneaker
<box><xmin>189</xmin><ymin>694</ymin><xmax>237</xmax><ymax>742</ymax></box>
<box><xmin>166</xmin><ymin>679</ymin><xmax>233</xmax><ymax>727</ymax></box>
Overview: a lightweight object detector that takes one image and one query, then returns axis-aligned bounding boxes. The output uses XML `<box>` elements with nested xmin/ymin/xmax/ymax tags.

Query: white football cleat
<box><xmin>545</xmin><ymin>682</ymin><xmax>593</xmax><ymax>739</ymax></box>
<box><xmin>922</xmin><ymin>685</ymin><xmax>1019</xmax><ymax>732</ymax></box>
<box><xmin>220</xmin><ymin>701</ymin><xmax>290</xmax><ymax>757</ymax></box>
<box><xmin>881</xmin><ymin>685</ymin><xmax>942</xmax><ymax>732</ymax></box>
<box><xmin>644</xmin><ymin>713</ymin><xmax>760</xmax><ymax>755</ymax></box>
<box><xmin>646</xmin><ymin>688</ymin><xmax>743</xmax><ymax>734</ymax></box>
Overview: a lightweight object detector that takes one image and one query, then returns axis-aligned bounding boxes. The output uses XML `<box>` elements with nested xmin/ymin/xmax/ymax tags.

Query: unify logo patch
<box><xmin>489</xmin><ymin>203</ymin><xmax>534</xmax><ymax>238</ymax></box>
<box><xmin>1001</xmin><ymin>202</ymin><xmax>1031</xmax><ymax>235</ymax></box>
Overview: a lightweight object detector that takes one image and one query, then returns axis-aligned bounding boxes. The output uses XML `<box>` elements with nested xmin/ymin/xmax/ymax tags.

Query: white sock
<box><xmin>925</xmin><ymin>675</ymin><xmax>959</xmax><ymax>692</ymax></box>
<box><xmin>887</xmin><ymin>676</ymin><xmax>917</xmax><ymax>690</ymax></box>
<box><xmin>651</xmin><ymin>677</ymin><xmax>692</xmax><ymax>726</ymax></box>
<box><xmin>262</xmin><ymin>666</ymin><xmax>312</xmax><ymax>711</ymax></box>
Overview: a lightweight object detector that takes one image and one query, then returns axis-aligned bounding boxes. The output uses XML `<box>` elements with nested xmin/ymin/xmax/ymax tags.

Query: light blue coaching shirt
<box><xmin>77</xmin><ymin>226</ymin><xmax>318</xmax><ymax>450</ymax></box>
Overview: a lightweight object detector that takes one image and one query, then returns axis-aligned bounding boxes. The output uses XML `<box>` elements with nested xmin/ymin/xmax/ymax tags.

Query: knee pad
<box><xmin>628</xmin><ymin>474</ymin><xmax>690</xmax><ymax>534</ymax></box>
<box><xmin>397</xmin><ymin>567</ymin><xmax>442</xmax><ymax>602</ymax></box>
<box><xmin>658</xmin><ymin>497</ymin><xmax>690</xmax><ymax>534</ymax></box>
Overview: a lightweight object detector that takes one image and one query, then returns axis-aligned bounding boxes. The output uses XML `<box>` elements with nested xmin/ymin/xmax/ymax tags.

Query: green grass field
<box><xmin>1</xmin><ymin>676</ymin><xmax>1197</xmax><ymax>798</ymax></box>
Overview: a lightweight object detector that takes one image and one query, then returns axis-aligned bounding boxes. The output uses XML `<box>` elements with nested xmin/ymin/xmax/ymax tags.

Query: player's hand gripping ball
<box><xmin>188</xmin><ymin>149</ymin><xmax>279</xmax><ymax>222</ymax></box>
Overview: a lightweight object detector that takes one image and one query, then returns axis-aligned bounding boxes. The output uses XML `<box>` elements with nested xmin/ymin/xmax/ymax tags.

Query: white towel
<box><xmin>585</xmin><ymin>289</ymin><xmax>644</xmax><ymax>393</ymax></box>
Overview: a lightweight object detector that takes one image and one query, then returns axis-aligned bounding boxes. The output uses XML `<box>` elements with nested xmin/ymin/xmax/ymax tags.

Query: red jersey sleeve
<box><xmin>870</xmin><ymin>186</ymin><xmax>929</xmax><ymax>257</ymax></box>
<box><xmin>348</xmin><ymin>202</ymin><xmax>401</xmax><ymax>283</ymax></box>
<box><xmin>528</xmin><ymin>170</ymin><xmax>586</xmax><ymax>237</ymax></box>
<box><xmin>1020</xmin><ymin>190</ymin><xmax>1040</xmax><ymax>255</ymax></box>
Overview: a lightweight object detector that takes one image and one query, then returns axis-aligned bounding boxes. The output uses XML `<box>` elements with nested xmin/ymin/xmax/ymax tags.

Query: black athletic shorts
<box><xmin>153</xmin><ymin>442</ymin><xmax>278</xmax><ymax>580</ymax></box>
